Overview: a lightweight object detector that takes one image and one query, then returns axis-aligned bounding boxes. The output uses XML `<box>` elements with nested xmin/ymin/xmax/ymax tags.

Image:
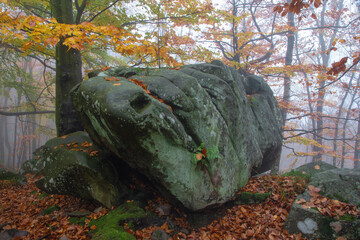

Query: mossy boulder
<box><xmin>294</xmin><ymin>161</ymin><xmax>336</xmax><ymax>178</ymax></box>
<box><xmin>71</xmin><ymin>60</ymin><xmax>282</xmax><ymax>211</ymax></box>
<box><xmin>89</xmin><ymin>202</ymin><xmax>148</xmax><ymax>240</ymax></box>
<box><xmin>285</xmin><ymin>163</ymin><xmax>360</xmax><ymax>240</ymax></box>
<box><xmin>21</xmin><ymin>131</ymin><xmax>129</xmax><ymax>208</ymax></box>
<box><xmin>0</xmin><ymin>168</ymin><xmax>27</xmax><ymax>186</ymax></box>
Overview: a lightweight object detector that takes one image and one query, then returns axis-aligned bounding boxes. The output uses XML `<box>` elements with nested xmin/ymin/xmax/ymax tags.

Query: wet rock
<box><xmin>0</xmin><ymin>168</ymin><xmax>27</xmax><ymax>186</ymax></box>
<box><xmin>150</xmin><ymin>229</ymin><xmax>170</xmax><ymax>240</ymax></box>
<box><xmin>72</xmin><ymin>61</ymin><xmax>282</xmax><ymax>210</ymax></box>
<box><xmin>285</xmin><ymin>162</ymin><xmax>360</xmax><ymax>240</ymax></box>
<box><xmin>0</xmin><ymin>229</ymin><xmax>29</xmax><ymax>240</ymax></box>
<box><xmin>22</xmin><ymin>131</ymin><xmax>129</xmax><ymax>208</ymax></box>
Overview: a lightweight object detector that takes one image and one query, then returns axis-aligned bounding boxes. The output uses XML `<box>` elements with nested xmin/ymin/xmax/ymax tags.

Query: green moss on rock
<box><xmin>40</xmin><ymin>205</ymin><xmax>60</xmax><ymax>215</ymax></box>
<box><xmin>0</xmin><ymin>168</ymin><xmax>27</xmax><ymax>185</ymax></box>
<box><xmin>235</xmin><ymin>192</ymin><xmax>270</xmax><ymax>205</ymax></box>
<box><xmin>89</xmin><ymin>202</ymin><xmax>147</xmax><ymax>240</ymax></box>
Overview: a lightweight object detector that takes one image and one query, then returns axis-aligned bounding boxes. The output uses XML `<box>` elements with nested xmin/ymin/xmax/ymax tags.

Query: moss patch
<box><xmin>0</xmin><ymin>168</ymin><xmax>27</xmax><ymax>185</ymax></box>
<box><xmin>318</xmin><ymin>217</ymin><xmax>335</xmax><ymax>239</ymax></box>
<box><xmin>235</xmin><ymin>192</ymin><xmax>270</xmax><ymax>205</ymax></box>
<box><xmin>281</xmin><ymin>170</ymin><xmax>310</xmax><ymax>182</ymax></box>
<box><xmin>89</xmin><ymin>202</ymin><xmax>148</xmax><ymax>240</ymax></box>
<box><xmin>69</xmin><ymin>217</ymin><xmax>86</xmax><ymax>225</ymax></box>
<box><xmin>40</xmin><ymin>205</ymin><xmax>59</xmax><ymax>215</ymax></box>
<box><xmin>326</xmin><ymin>192</ymin><xmax>349</xmax><ymax>204</ymax></box>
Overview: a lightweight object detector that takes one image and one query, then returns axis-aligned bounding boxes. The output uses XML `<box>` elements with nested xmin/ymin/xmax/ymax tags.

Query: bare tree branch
<box><xmin>86</xmin><ymin>0</ymin><xmax>121</xmax><ymax>23</ymax></box>
<box><xmin>0</xmin><ymin>111</ymin><xmax>55</xmax><ymax>116</ymax></box>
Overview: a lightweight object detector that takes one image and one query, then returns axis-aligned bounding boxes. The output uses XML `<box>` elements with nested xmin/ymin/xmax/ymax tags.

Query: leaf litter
<box><xmin>0</xmin><ymin>173</ymin><xmax>359</xmax><ymax>239</ymax></box>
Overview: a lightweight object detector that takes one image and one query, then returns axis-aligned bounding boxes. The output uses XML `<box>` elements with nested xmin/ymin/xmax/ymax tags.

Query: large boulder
<box><xmin>71</xmin><ymin>60</ymin><xmax>282</xmax><ymax>210</ymax></box>
<box><xmin>22</xmin><ymin>131</ymin><xmax>129</xmax><ymax>208</ymax></box>
<box><xmin>285</xmin><ymin>162</ymin><xmax>360</xmax><ymax>240</ymax></box>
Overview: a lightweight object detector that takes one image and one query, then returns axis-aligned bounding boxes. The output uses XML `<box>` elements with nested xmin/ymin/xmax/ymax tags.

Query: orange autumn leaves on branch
<box><xmin>0</xmin><ymin>9</ymin><xmax>177</xmax><ymax>66</ymax></box>
<box><xmin>274</xmin><ymin>0</ymin><xmax>323</xmax><ymax>16</ymax></box>
<box><xmin>274</xmin><ymin>0</ymin><xmax>359</xmax><ymax>78</ymax></box>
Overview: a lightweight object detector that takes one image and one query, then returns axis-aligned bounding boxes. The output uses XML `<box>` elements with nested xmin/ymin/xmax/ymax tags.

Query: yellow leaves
<box><xmin>22</xmin><ymin>42</ymin><xmax>33</xmax><ymax>51</ymax></box>
<box><xmin>14</xmin><ymin>33</ymin><xmax>25</xmax><ymax>40</ymax></box>
<box><xmin>44</xmin><ymin>37</ymin><xmax>59</xmax><ymax>47</ymax></box>
<box><xmin>1</xmin><ymin>6</ymin><xmax>183</xmax><ymax>67</ymax></box>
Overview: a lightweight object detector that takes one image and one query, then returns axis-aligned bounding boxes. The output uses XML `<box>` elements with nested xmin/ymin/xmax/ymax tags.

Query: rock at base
<box><xmin>22</xmin><ymin>131</ymin><xmax>128</xmax><ymax>208</ymax></box>
<box><xmin>285</xmin><ymin>162</ymin><xmax>360</xmax><ymax>240</ymax></box>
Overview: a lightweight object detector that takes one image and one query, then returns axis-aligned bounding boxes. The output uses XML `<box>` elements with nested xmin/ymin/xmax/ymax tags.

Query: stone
<box><xmin>67</xmin><ymin>210</ymin><xmax>92</xmax><ymax>217</ymax></box>
<box><xmin>71</xmin><ymin>60</ymin><xmax>282</xmax><ymax>210</ymax></box>
<box><xmin>156</xmin><ymin>203</ymin><xmax>172</xmax><ymax>216</ymax></box>
<box><xmin>0</xmin><ymin>168</ymin><xmax>27</xmax><ymax>186</ymax></box>
<box><xmin>309</xmin><ymin>168</ymin><xmax>360</xmax><ymax>206</ymax></box>
<box><xmin>150</xmin><ymin>229</ymin><xmax>171</xmax><ymax>240</ymax></box>
<box><xmin>294</xmin><ymin>161</ymin><xmax>336</xmax><ymax>178</ymax></box>
<box><xmin>0</xmin><ymin>229</ymin><xmax>29</xmax><ymax>240</ymax></box>
<box><xmin>285</xmin><ymin>163</ymin><xmax>360</xmax><ymax>240</ymax></box>
<box><xmin>59</xmin><ymin>235</ymin><xmax>71</xmax><ymax>240</ymax></box>
<box><xmin>21</xmin><ymin>131</ymin><xmax>129</xmax><ymax>208</ymax></box>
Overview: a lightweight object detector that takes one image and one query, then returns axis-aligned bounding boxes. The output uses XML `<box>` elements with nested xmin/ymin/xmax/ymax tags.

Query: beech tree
<box><xmin>1</xmin><ymin>0</ymin><xmax>212</xmax><ymax>137</ymax></box>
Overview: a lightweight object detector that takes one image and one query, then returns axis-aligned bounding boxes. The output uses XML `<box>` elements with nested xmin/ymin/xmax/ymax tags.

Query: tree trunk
<box><xmin>51</xmin><ymin>0</ymin><xmax>83</xmax><ymax>136</ymax></box>
<box><xmin>280</xmin><ymin>0</ymin><xmax>295</xmax><ymax>125</ymax></box>
<box><xmin>354</xmin><ymin>109</ymin><xmax>360</xmax><ymax>169</ymax></box>
<box><xmin>332</xmin><ymin>73</ymin><xmax>354</xmax><ymax>166</ymax></box>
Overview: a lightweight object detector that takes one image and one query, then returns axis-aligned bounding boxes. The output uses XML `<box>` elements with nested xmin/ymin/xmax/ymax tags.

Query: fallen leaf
<box><xmin>296</xmin><ymin>198</ymin><xmax>307</xmax><ymax>204</ymax></box>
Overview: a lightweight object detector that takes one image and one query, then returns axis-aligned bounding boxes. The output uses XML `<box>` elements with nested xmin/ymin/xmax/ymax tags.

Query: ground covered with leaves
<box><xmin>1</xmin><ymin>172</ymin><xmax>355</xmax><ymax>240</ymax></box>
<box><xmin>0</xmin><ymin>173</ymin><xmax>307</xmax><ymax>240</ymax></box>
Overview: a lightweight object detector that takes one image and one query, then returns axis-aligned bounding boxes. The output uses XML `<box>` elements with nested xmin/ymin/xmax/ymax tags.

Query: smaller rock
<box><xmin>67</xmin><ymin>210</ymin><xmax>91</xmax><ymax>217</ymax></box>
<box><xmin>285</xmin><ymin>163</ymin><xmax>360</xmax><ymax>240</ymax></box>
<box><xmin>0</xmin><ymin>229</ymin><xmax>29</xmax><ymax>240</ymax></box>
<box><xmin>156</xmin><ymin>204</ymin><xmax>172</xmax><ymax>216</ymax></box>
<box><xmin>180</xmin><ymin>228</ymin><xmax>190</xmax><ymax>235</ymax></box>
<box><xmin>297</xmin><ymin>218</ymin><xmax>318</xmax><ymax>234</ymax></box>
<box><xmin>0</xmin><ymin>224</ymin><xmax>9</xmax><ymax>231</ymax></box>
<box><xmin>94</xmin><ymin>207</ymin><xmax>104</xmax><ymax>213</ymax></box>
<box><xmin>59</xmin><ymin>234</ymin><xmax>71</xmax><ymax>240</ymax></box>
<box><xmin>22</xmin><ymin>131</ymin><xmax>129</xmax><ymax>208</ymax></box>
<box><xmin>330</xmin><ymin>221</ymin><xmax>342</xmax><ymax>233</ymax></box>
<box><xmin>0</xmin><ymin>168</ymin><xmax>27</xmax><ymax>186</ymax></box>
<box><xmin>150</xmin><ymin>229</ymin><xmax>171</xmax><ymax>240</ymax></box>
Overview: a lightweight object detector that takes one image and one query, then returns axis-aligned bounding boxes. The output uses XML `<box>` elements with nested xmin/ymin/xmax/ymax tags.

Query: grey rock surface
<box><xmin>22</xmin><ymin>131</ymin><xmax>128</xmax><ymax>208</ymax></box>
<box><xmin>285</xmin><ymin>162</ymin><xmax>360</xmax><ymax>240</ymax></box>
<box><xmin>71</xmin><ymin>60</ymin><xmax>283</xmax><ymax>210</ymax></box>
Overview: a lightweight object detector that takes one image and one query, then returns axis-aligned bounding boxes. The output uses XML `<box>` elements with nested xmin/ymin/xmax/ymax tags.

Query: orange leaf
<box><xmin>296</xmin><ymin>198</ymin><xmax>307</xmax><ymax>204</ymax></box>
<box><xmin>90</xmin><ymin>225</ymin><xmax>97</xmax><ymax>230</ymax></box>
<box><xmin>196</xmin><ymin>153</ymin><xmax>203</xmax><ymax>161</ymax></box>
<box><xmin>201</xmin><ymin>148</ymin><xmax>207</xmax><ymax>158</ymax></box>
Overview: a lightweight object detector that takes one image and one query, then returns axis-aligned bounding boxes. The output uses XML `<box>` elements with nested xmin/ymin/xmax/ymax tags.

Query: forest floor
<box><xmin>0</xmin><ymin>173</ymin><xmax>314</xmax><ymax>239</ymax></box>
